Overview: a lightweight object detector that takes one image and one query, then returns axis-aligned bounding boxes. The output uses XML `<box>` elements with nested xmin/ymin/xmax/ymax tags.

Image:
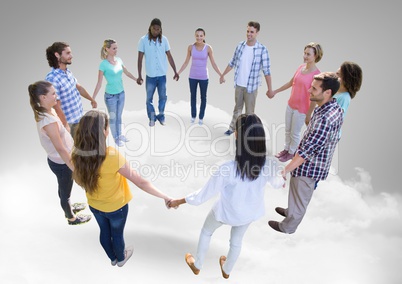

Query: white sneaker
<box><xmin>117</xmin><ymin>246</ymin><xmax>133</xmax><ymax>267</ymax></box>
<box><xmin>118</xmin><ymin>135</ymin><xmax>129</xmax><ymax>142</ymax></box>
<box><xmin>190</xmin><ymin>117</ymin><xmax>195</xmax><ymax>124</ymax></box>
<box><xmin>115</xmin><ymin>139</ymin><xmax>124</xmax><ymax>147</ymax></box>
<box><xmin>198</xmin><ymin>119</ymin><xmax>203</xmax><ymax>125</ymax></box>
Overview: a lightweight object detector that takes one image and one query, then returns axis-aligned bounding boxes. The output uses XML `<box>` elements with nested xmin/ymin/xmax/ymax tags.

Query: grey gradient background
<box><xmin>1</xmin><ymin>0</ymin><xmax>401</xmax><ymax>283</ymax></box>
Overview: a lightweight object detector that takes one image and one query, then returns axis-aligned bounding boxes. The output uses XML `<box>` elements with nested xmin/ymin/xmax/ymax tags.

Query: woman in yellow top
<box><xmin>72</xmin><ymin>110</ymin><xmax>172</xmax><ymax>267</ymax></box>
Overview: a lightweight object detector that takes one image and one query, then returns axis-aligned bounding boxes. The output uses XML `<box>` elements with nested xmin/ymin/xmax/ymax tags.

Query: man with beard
<box><xmin>45</xmin><ymin>42</ymin><xmax>96</xmax><ymax>137</ymax></box>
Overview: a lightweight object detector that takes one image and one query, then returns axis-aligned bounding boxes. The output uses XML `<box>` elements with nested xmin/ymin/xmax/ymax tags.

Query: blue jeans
<box><xmin>47</xmin><ymin>158</ymin><xmax>74</xmax><ymax>219</ymax></box>
<box><xmin>146</xmin><ymin>75</ymin><xmax>167</xmax><ymax>121</ymax></box>
<box><xmin>189</xmin><ymin>78</ymin><xmax>208</xmax><ymax>119</ymax></box>
<box><xmin>90</xmin><ymin>204</ymin><xmax>129</xmax><ymax>262</ymax></box>
<box><xmin>104</xmin><ymin>91</ymin><xmax>125</xmax><ymax>141</ymax></box>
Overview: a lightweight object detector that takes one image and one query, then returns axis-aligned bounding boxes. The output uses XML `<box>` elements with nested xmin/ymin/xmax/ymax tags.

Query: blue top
<box><xmin>138</xmin><ymin>34</ymin><xmax>170</xmax><ymax>77</ymax></box>
<box><xmin>99</xmin><ymin>57</ymin><xmax>124</xmax><ymax>94</ymax></box>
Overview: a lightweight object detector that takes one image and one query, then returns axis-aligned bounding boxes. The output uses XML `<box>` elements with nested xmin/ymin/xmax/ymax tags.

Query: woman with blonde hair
<box><xmin>92</xmin><ymin>39</ymin><xmax>137</xmax><ymax>147</ymax></box>
<box><xmin>273</xmin><ymin>42</ymin><xmax>323</xmax><ymax>162</ymax></box>
<box><xmin>72</xmin><ymin>110</ymin><xmax>172</xmax><ymax>267</ymax></box>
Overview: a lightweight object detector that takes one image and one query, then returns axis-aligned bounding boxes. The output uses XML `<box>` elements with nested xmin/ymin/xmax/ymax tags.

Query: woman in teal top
<box><xmin>334</xmin><ymin>61</ymin><xmax>363</xmax><ymax>137</ymax></box>
<box><xmin>92</xmin><ymin>39</ymin><xmax>137</xmax><ymax>146</ymax></box>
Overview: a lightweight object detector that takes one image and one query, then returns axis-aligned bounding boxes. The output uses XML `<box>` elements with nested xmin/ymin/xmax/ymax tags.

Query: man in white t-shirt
<box><xmin>220</xmin><ymin>21</ymin><xmax>274</xmax><ymax>135</ymax></box>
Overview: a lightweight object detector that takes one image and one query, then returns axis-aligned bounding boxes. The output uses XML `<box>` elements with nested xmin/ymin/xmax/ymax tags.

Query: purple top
<box><xmin>189</xmin><ymin>44</ymin><xmax>208</xmax><ymax>80</ymax></box>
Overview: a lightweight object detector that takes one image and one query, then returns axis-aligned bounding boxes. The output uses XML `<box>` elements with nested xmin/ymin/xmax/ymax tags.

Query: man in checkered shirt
<box><xmin>220</xmin><ymin>21</ymin><xmax>274</xmax><ymax>136</ymax></box>
<box><xmin>45</xmin><ymin>42</ymin><xmax>97</xmax><ymax>137</ymax></box>
<box><xmin>269</xmin><ymin>72</ymin><xmax>343</xmax><ymax>234</ymax></box>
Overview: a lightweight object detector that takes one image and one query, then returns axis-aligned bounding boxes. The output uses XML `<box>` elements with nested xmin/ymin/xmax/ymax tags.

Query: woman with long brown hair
<box><xmin>72</xmin><ymin>110</ymin><xmax>172</xmax><ymax>267</ymax></box>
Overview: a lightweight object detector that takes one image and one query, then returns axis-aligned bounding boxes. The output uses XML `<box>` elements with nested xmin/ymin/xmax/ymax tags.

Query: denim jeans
<box><xmin>146</xmin><ymin>75</ymin><xmax>167</xmax><ymax>121</ymax></box>
<box><xmin>47</xmin><ymin>158</ymin><xmax>74</xmax><ymax>219</ymax></box>
<box><xmin>189</xmin><ymin>78</ymin><xmax>208</xmax><ymax>119</ymax></box>
<box><xmin>104</xmin><ymin>91</ymin><xmax>125</xmax><ymax>141</ymax></box>
<box><xmin>90</xmin><ymin>204</ymin><xmax>129</xmax><ymax>262</ymax></box>
<box><xmin>194</xmin><ymin>210</ymin><xmax>250</xmax><ymax>274</ymax></box>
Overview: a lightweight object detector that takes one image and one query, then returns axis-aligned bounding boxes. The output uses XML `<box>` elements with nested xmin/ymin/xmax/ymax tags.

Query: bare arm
<box><xmin>305</xmin><ymin>101</ymin><xmax>316</xmax><ymax>125</ymax></box>
<box><xmin>137</xmin><ymin>51</ymin><xmax>144</xmax><ymax>85</ymax></box>
<box><xmin>177</xmin><ymin>45</ymin><xmax>192</xmax><ymax>75</ymax></box>
<box><xmin>77</xmin><ymin>83</ymin><xmax>97</xmax><ymax>108</ymax></box>
<box><xmin>43</xmin><ymin>122</ymin><xmax>74</xmax><ymax>171</ymax></box>
<box><xmin>273</xmin><ymin>76</ymin><xmax>294</xmax><ymax>97</ymax></box>
<box><xmin>92</xmin><ymin>70</ymin><xmax>104</xmax><ymax>101</ymax></box>
<box><xmin>52</xmin><ymin>100</ymin><xmax>70</xmax><ymax>133</ymax></box>
<box><xmin>118</xmin><ymin>161</ymin><xmax>172</xmax><ymax>205</ymax></box>
<box><xmin>166</xmin><ymin>50</ymin><xmax>179</xmax><ymax>81</ymax></box>
<box><xmin>265</xmin><ymin>74</ymin><xmax>274</xmax><ymax>99</ymax></box>
<box><xmin>208</xmin><ymin>45</ymin><xmax>222</xmax><ymax>77</ymax></box>
<box><xmin>122</xmin><ymin>65</ymin><xmax>137</xmax><ymax>81</ymax></box>
<box><xmin>220</xmin><ymin>65</ymin><xmax>232</xmax><ymax>84</ymax></box>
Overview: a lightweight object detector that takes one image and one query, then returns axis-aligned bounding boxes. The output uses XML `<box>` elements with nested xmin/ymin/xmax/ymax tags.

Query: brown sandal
<box><xmin>219</xmin><ymin>256</ymin><xmax>230</xmax><ymax>279</ymax></box>
<box><xmin>185</xmin><ymin>253</ymin><xmax>200</xmax><ymax>275</ymax></box>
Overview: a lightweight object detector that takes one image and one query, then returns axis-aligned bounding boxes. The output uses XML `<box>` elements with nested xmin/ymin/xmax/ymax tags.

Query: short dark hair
<box><xmin>248</xmin><ymin>21</ymin><xmax>260</xmax><ymax>32</ymax></box>
<box><xmin>313</xmin><ymin>72</ymin><xmax>340</xmax><ymax>97</ymax></box>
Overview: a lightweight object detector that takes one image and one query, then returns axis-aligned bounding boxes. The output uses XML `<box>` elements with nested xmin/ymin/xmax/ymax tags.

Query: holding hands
<box><xmin>166</xmin><ymin>198</ymin><xmax>186</xmax><ymax>209</ymax></box>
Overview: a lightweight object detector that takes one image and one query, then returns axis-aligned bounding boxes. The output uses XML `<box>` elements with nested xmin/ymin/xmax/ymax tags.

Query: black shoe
<box><xmin>224</xmin><ymin>129</ymin><xmax>234</xmax><ymax>136</ymax></box>
<box><xmin>275</xmin><ymin>207</ymin><xmax>287</xmax><ymax>217</ymax></box>
<box><xmin>68</xmin><ymin>214</ymin><xmax>91</xmax><ymax>225</ymax></box>
<box><xmin>268</xmin><ymin>220</ymin><xmax>285</xmax><ymax>233</ymax></box>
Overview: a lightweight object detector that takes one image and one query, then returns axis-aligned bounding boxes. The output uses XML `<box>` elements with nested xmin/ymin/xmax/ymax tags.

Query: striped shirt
<box><xmin>292</xmin><ymin>99</ymin><xmax>343</xmax><ymax>181</ymax></box>
<box><xmin>46</xmin><ymin>68</ymin><xmax>84</xmax><ymax>124</ymax></box>
<box><xmin>228</xmin><ymin>40</ymin><xmax>271</xmax><ymax>93</ymax></box>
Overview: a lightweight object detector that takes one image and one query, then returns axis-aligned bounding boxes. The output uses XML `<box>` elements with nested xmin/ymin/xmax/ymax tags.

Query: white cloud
<box><xmin>1</xmin><ymin>102</ymin><xmax>401</xmax><ymax>284</ymax></box>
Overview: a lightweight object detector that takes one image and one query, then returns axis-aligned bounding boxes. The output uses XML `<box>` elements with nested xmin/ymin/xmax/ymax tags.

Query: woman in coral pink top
<box><xmin>273</xmin><ymin>42</ymin><xmax>323</xmax><ymax>162</ymax></box>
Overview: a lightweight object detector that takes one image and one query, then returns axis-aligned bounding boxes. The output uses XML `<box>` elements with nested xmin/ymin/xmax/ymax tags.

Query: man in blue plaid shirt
<box><xmin>269</xmin><ymin>72</ymin><xmax>343</xmax><ymax>234</ymax></box>
<box><xmin>220</xmin><ymin>21</ymin><xmax>274</xmax><ymax>136</ymax></box>
<box><xmin>45</xmin><ymin>42</ymin><xmax>97</xmax><ymax>137</ymax></box>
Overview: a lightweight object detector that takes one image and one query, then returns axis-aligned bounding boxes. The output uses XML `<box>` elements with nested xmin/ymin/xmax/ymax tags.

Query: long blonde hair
<box><xmin>28</xmin><ymin>80</ymin><xmax>52</xmax><ymax>122</ymax></box>
<box><xmin>72</xmin><ymin>110</ymin><xmax>109</xmax><ymax>194</ymax></box>
<box><xmin>100</xmin><ymin>39</ymin><xmax>116</xmax><ymax>59</ymax></box>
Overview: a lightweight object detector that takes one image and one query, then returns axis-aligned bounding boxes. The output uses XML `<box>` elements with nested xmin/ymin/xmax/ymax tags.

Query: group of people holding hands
<box><xmin>28</xmin><ymin>18</ymin><xmax>362</xmax><ymax>278</ymax></box>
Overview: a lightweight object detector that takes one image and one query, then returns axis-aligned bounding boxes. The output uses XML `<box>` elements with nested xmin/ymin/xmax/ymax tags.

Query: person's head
<box><xmin>46</xmin><ymin>42</ymin><xmax>72</xmax><ymax>68</ymax></box>
<box><xmin>304</xmin><ymin>42</ymin><xmax>323</xmax><ymax>63</ymax></box>
<box><xmin>246</xmin><ymin>21</ymin><xmax>260</xmax><ymax>43</ymax></box>
<box><xmin>101</xmin><ymin>39</ymin><xmax>117</xmax><ymax>59</ymax></box>
<box><xmin>195</xmin><ymin>27</ymin><xmax>206</xmax><ymax>43</ymax></box>
<box><xmin>28</xmin><ymin>80</ymin><xmax>56</xmax><ymax>121</ymax></box>
<box><xmin>72</xmin><ymin>110</ymin><xmax>109</xmax><ymax>194</ymax></box>
<box><xmin>148</xmin><ymin>18</ymin><xmax>162</xmax><ymax>42</ymax></box>
<box><xmin>235</xmin><ymin>114</ymin><xmax>266</xmax><ymax>181</ymax></box>
<box><xmin>309</xmin><ymin>72</ymin><xmax>340</xmax><ymax>106</ymax></box>
<box><xmin>336</xmin><ymin>61</ymin><xmax>363</xmax><ymax>99</ymax></box>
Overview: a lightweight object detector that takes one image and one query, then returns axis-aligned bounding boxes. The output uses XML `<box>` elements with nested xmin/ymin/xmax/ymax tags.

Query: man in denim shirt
<box><xmin>269</xmin><ymin>72</ymin><xmax>343</xmax><ymax>234</ymax></box>
<box><xmin>137</xmin><ymin>18</ymin><xmax>179</xmax><ymax>127</ymax></box>
<box><xmin>220</xmin><ymin>21</ymin><xmax>274</xmax><ymax>136</ymax></box>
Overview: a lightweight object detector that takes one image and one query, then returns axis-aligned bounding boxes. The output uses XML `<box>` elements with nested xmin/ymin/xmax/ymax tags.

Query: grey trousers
<box><xmin>229</xmin><ymin>86</ymin><xmax>258</xmax><ymax>130</ymax></box>
<box><xmin>279</xmin><ymin>176</ymin><xmax>316</xmax><ymax>234</ymax></box>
